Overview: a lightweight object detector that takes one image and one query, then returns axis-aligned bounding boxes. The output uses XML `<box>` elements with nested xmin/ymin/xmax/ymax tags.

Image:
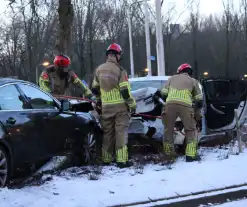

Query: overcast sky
<box><xmin>0</xmin><ymin>0</ymin><xmax>239</xmax><ymax>23</ymax></box>
<box><xmin>1</xmin><ymin>0</ymin><xmax>8</xmax><ymax>14</ymax></box>
<box><xmin>152</xmin><ymin>0</ymin><xmax>239</xmax><ymax>23</ymax></box>
<box><xmin>163</xmin><ymin>0</ymin><xmax>224</xmax><ymax>16</ymax></box>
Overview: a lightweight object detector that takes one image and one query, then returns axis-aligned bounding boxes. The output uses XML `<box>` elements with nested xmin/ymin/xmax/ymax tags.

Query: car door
<box><xmin>16</xmin><ymin>83</ymin><xmax>73</xmax><ymax>156</ymax></box>
<box><xmin>201</xmin><ymin>79</ymin><xmax>247</xmax><ymax>132</ymax></box>
<box><xmin>0</xmin><ymin>83</ymin><xmax>44</xmax><ymax>164</ymax></box>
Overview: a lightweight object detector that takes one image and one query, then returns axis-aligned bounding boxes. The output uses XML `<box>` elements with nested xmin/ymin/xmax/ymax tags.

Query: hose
<box><xmin>54</xmin><ymin>95</ymin><xmax>185</xmax><ymax>135</ymax></box>
<box><xmin>54</xmin><ymin>95</ymin><xmax>97</xmax><ymax>104</ymax></box>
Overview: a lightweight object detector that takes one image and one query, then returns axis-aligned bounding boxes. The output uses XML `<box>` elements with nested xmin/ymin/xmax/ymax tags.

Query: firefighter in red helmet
<box><xmin>155</xmin><ymin>63</ymin><xmax>203</xmax><ymax>163</ymax></box>
<box><xmin>39</xmin><ymin>55</ymin><xmax>93</xmax><ymax>99</ymax></box>
<box><xmin>91</xmin><ymin>43</ymin><xmax>136</xmax><ymax>168</ymax></box>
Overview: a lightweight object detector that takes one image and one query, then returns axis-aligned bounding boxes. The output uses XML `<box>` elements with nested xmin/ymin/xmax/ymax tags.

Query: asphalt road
<box><xmin>152</xmin><ymin>189</ymin><xmax>247</xmax><ymax>207</ymax></box>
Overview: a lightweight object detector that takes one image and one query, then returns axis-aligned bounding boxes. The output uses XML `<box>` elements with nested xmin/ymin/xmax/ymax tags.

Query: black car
<box><xmin>0</xmin><ymin>78</ymin><xmax>101</xmax><ymax>187</ymax></box>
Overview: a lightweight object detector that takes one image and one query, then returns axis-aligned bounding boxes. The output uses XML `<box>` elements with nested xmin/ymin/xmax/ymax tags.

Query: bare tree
<box><xmin>222</xmin><ymin>0</ymin><xmax>232</xmax><ymax>77</ymax></box>
<box><xmin>188</xmin><ymin>0</ymin><xmax>200</xmax><ymax>79</ymax></box>
<box><xmin>1</xmin><ymin>0</ymin><xmax>246</xmax><ymax>80</ymax></box>
<box><xmin>56</xmin><ymin>0</ymin><xmax>74</xmax><ymax>54</ymax></box>
<box><xmin>241</xmin><ymin>0</ymin><xmax>247</xmax><ymax>61</ymax></box>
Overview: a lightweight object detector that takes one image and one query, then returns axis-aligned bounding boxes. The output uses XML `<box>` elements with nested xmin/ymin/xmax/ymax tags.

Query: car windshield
<box><xmin>130</xmin><ymin>80</ymin><xmax>167</xmax><ymax>91</ymax></box>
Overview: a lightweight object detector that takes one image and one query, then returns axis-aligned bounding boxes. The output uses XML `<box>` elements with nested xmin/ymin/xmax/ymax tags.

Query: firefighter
<box><xmin>39</xmin><ymin>54</ymin><xmax>94</xmax><ymax>99</ymax></box>
<box><xmin>156</xmin><ymin>63</ymin><xmax>203</xmax><ymax>162</ymax></box>
<box><xmin>91</xmin><ymin>43</ymin><xmax>136</xmax><ymax>168</ymax></box>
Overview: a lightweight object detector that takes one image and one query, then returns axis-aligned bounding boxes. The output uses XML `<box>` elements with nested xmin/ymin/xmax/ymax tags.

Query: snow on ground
<box><xmin>212</xmin><ymin>199</ymin><xmax>247</xmax><ymax>206</ymax></box>
<box><xmin>0</xmin><ymin>147</ymin><xmax>247</xmax><ymax>207</ymax></box>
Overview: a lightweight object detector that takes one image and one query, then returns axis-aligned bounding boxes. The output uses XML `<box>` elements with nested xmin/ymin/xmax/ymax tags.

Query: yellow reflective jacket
<box><xmin>39</xmin><ymin>66</ymin><xmax>92</xmax><ymax>98</ymax></box>
<box><xmin>161</xmin><ymin>73</ymin><xmax>202</xmax><ymax>107</ymax></box>
<box><xmin>92</xmin><ymin>56</ymin><xmax>136</xmax><ymax>109</ymax></box>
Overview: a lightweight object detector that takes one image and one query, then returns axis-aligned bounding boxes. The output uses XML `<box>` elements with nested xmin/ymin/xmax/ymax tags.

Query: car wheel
<box><xmin>83</xmin><ymin>133</ymin><xmax>97</xmax><ymax>164</ymax></box>
<box><xmin>0</xmin><ymin>146</ymin><xmax>9</xmax><ymax>187</ymax></box>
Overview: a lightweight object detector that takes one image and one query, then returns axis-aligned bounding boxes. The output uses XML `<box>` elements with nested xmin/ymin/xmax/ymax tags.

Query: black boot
<box><xmin>161</xmin><ymin>154</ymin><xmax>178</xmax><ymax>165</ymax></box>
<box><xmin>186</xmin><ymin>155</ymin><xmax>201</xmax><ymax>162</ymax></box>
<box><xmin>174</xmin><ymin>144</ymin><xmax>186</xmax><ymax>156</ymax></box>
<box><xmin>117</xmin><ymin>161</ymin><xmax>133</xmax><ymax>168</ymax></box>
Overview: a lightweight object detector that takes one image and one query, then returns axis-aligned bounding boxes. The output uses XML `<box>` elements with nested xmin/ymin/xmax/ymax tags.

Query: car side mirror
<box><xmin>60</xmin><ymin>100</ymin><xmax>70</xmax><ymax>112</ymax></box>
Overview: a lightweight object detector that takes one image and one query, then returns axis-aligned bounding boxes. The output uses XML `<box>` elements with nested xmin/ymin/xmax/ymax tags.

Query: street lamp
<box><xmin>36</xmin><ymin>61</ymin><xmax>50</xmax><ymax>84</ymax></box>
<box><xmin>155</xmin><ymin>0</ymin><xmax>165</xmax><ymax>76</ymax></box>
<box><xmin>42</xmin><ymin>61</ymin><xmax>49</xmax><ymax>67</ymax></box>
<box><xmin>144</xmin><ymin>0</ymin><xmax>152</xmax><ymax>76</ymax></box>
<box><xmin>127</xmin><ymin>0</ymin><xmax>151</xmax><ymax>78</ymax></box>
<box><xmin>244</xmin><ymin>74</ymin><xmax>247</xmax><ymax>78</ymax></box>
<box><xmin>127</xmin><ymin>8</ymin><xmax>134</xmax><ymax>78</ymax></box>
<box><xmin>144</xmin><ymin>68</ymin><xmax>149</xmax><ymax>73</ymax></box>
<box><xmin>203</xmin><ymin>71</ymin><xmax>209</xmax><ymax>76</ymax></box>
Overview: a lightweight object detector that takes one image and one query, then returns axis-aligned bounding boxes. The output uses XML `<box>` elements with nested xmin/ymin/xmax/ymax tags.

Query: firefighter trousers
<box><xmin>162</xmin><ymin>103</ymin><xmax>198</xmax><ymax>157</ymax></box>
<box><xmin>100</xmin><ymin>104</ymin><xmax>130</xmax><ymax>163</ymax></box>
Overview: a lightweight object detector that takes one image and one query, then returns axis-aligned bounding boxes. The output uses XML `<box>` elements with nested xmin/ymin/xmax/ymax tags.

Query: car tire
<box><xmin>83</xmin><ymin>132</ymin><xmax>97</xmax><ymax>164</ymax></box>
<box><xmin>0</xmin><ymin>146</ymin><xmax>10</xmax><ymax>187</ymax></box>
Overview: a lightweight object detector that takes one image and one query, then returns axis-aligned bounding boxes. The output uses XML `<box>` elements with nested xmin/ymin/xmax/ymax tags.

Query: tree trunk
<box><xmin>56</xmin><ymin>0</ymin><xmax>74</xmax><ymax>54</ymax></box>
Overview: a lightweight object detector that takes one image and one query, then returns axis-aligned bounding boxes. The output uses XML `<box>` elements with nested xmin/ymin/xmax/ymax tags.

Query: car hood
<box><xmin>131</xmin><ymin>87</ymin><xmax>157</xmax><ymax>100</ymax></box>
<box><xmin>131</xmin><ymin>87</ymin><xmax>158</xmax><ymax>113</ymax></box>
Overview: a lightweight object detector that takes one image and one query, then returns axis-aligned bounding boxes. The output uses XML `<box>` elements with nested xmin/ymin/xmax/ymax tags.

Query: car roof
<box><xmin>129</xmin><ymin>75</ymin><xmax>203</xmax><ymax>91</ymax></box>
<box><xmin>0</xmin><ymin>78</ymin><xmax>35</xmax><ymax>86</ymax></box>
<box><xmin>129</xmin><ymin>76</ymin><xmax>171</xmax><ymax>82</ymax></box>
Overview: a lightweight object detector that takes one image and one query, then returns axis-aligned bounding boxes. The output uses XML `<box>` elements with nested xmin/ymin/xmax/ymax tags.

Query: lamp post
<box><xmin>36</xmin><ymin>61</ymin><xmax>50</xmax><ymax>84</ymax></box>
<box><xmin>144</xmin><ymin>0</ymin><xmax>152</xmax><ymax>76</ymax></box>
<box><xmin>155</xmin><ymin>0</ymin><xmax>165</xmax><ymax>76</ymax></box>
<box><xmin>203</xmin><ymin>71</ymin><xmax>209</xmax><ymax>77</ymax></box>
<box><xmin>127</xmin><ymin>9</ymin><xmax>134</xmax><ymax>78</ymax></box>
<box><xmin>128</xmin><ymin>0</ymin><xmax>151</xmax><ymax>78</ymax></box>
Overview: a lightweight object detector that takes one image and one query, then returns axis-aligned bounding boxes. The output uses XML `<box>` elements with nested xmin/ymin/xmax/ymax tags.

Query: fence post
<box><xmin>234</xmin><ymin>109</ymin><xmax>243</xmax><ymax>153</ymax></box>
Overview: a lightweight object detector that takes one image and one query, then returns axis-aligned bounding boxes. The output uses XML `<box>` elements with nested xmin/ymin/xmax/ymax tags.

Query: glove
<box><xmin>90</xmin><ymin>96</ymin><xmax>97</xmax><ymax>102</ymax></box>
<box><xmin>154</xmin><ymin>90</ymin><xmax>162</xmax><ymax>97</ymax></box>
<box><xmin>95</xmin><ymin>100</ymin><xmax>102</xmax><ymax>115</ymax></box>
<box><xmin>153</xmin><ymin>95</ymin><xmax>160</xmax><ymax>103</ymax></box>
<box><xmin>129</xmin><ymin>105</ymin><xmax>136</xmax><ymax>114</ymax></box>
<box><xmin>194</xmin><ymin>109</ymin><xmax>202</xmax><ymax>121</ymax></box>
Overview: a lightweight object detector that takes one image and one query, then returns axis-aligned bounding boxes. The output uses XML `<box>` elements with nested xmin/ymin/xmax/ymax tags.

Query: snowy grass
<box><xmin>0</xmin><ymin>146</ymin><xmax>247</xmax><ymax>207</ymax></box>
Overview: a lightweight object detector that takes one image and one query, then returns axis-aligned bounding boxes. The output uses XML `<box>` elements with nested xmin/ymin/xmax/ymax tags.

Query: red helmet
<box><xmin>106</xmin><ymin>43</ymin><xmax>122</xmax><ymax>55</ymax></box>
<box><xmin>177</xmin><ymin>63</ymin><xmax>192</xmax><ymax>73</ymax></box>
<box><xmin>54</xmin><ymin>55</ymin><xmax>71</xmax><ymax>67</ymax></box>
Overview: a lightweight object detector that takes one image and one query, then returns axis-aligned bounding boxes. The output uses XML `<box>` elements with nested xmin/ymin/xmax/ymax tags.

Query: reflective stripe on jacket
<box><xmin>161</xmin><ymin>73</ymin><xmax>202</xmax><ymax>107</ymax></box>
<box><xmin>92</xmin><ymin>56</ymin><xmax>136</xmax><ymax>108</ymax></box>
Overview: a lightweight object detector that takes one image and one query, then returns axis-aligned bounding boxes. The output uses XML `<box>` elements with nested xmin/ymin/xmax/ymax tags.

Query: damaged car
<box><xmin>0</xmin><ymin>78</ymin><xmax>101</xmax><ymax>187</ymax></box>
<box><xmin>128</xmin><ymin>76</ymin><xmax>247</xmax><ymax>150</ymax></box>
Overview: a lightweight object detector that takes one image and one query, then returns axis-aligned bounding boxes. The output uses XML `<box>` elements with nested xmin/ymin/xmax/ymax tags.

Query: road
<box><xmin>114</xmin><ymin>185</ymin><xmax>247</xmax><ymax>207</ymax></box>
<box><xmin>153</xmin><ymin>189</ymin><xmax>247</xmax><ymax>207</ymax></box>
